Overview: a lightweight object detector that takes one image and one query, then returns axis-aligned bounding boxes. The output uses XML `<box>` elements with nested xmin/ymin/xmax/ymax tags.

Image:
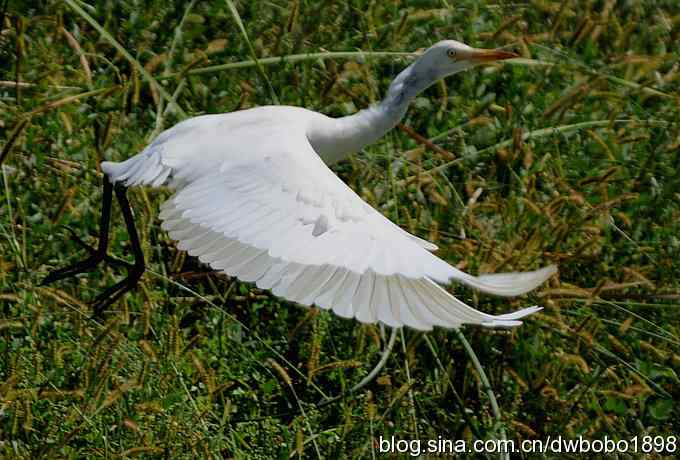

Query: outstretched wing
<box><xmin>113</xmin><ymin>125</ymin><xmax>555</xmax><ymax>330</ymax></box>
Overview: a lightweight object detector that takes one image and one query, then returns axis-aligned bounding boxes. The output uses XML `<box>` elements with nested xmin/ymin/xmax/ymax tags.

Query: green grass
<box><xmin>1</xmin><ymin>0</ymin><xmax>679</xmax><ymax>458</ymax></box>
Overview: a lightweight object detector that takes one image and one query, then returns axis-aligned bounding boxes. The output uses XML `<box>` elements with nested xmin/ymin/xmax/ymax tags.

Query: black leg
<box><xmin>90</xmin><ymin>275</ymin><xmax>140</xmax><ymax>316</ymax></box>
<box><xmin>91</xmin><ymin>184</ymin><xmax>146</xmax><ymax>316</ymax></box>
<box><xmin>62</xmin><ymin>226</ymin><xmax>133</xmax><ymax>270</ymax></box>
<box><xmin>114</xmin><ymin>184</ymin><xmax>145</xmax><ymax>276</ymax></box>
<box><xmin>42</xmin><ymin>177</ymin><xmax>114</xmax><ymax>285</ymax></box>
<box><xmin>43</xmin><ymin>177</ymin><xmax>146</xmax><ymax>316</ymax></box>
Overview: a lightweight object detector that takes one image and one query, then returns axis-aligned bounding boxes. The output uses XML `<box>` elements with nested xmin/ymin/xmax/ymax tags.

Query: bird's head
<box><xmin>414</xmin><ymin>40</ymin><xmax>518</xmax><ymax>80</ymax></box>
<box><xmin>383</xmin><ymin>39</ymin><xmax>518</xmax><ymax>115</ymax></box>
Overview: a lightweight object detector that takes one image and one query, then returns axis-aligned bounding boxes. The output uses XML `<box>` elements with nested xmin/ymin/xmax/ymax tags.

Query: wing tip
<box><xmin>472</xmin><ymin>264</ymin><xmax>558</xmax><ymax>297</ymax></box>
<box><xmin>539</xmin><ymin>264</ymin><xmax>559</xmax><ymax>278</ymax></box>
<box><xmin>481</xmin><ymin>319</ymin><xmax>523</xmax><ymax>328</ymax></box>
<box><xmin>482</xmin><ymin>305</ymin><xmax>543</xmax><ymax>328</ymax></box>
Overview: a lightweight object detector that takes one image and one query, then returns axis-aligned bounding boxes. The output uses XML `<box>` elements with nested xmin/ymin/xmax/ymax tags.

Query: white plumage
<box><xmin>101</xmin><ymin>40</ymin><xmax>556</xmax><ymax>330</ymax></box>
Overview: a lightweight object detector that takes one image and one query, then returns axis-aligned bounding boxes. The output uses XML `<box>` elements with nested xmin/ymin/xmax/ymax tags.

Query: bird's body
<box><xmin>50</xmin><ymin>40</ymin><xmax>557</xmax><ymax>330</ymax></box>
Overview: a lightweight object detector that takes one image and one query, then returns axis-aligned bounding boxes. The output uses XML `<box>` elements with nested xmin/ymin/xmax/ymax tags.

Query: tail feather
<box><xmin>102</xmin><ymin>145</ymin><xmax>172</xmax><ymax>187</ymax></box>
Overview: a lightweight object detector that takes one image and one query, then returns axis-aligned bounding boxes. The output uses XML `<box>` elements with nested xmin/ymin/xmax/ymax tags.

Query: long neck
<box><xmin>310</xmin><ymin>62</ymin><xmax>435</xmax><ymax>164</ymax></box>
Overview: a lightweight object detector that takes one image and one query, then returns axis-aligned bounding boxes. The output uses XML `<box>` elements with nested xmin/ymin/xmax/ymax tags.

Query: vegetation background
<box><xmin>1</xmin><ymin>0</ymin><xmax>678</xmax><ymax>458</ymax></box>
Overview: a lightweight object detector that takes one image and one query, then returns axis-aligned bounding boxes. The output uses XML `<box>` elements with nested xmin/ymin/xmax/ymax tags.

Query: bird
<box><xmin>43</xmin><ymin>40</ymin><xmax>557</xmax><ymax>330</ymax></box>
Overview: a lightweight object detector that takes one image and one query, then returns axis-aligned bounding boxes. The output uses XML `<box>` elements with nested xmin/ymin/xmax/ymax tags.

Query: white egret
<box><xmin>44</xmin><ymin>40</ymin><xmax>556</xmax><ymax>329</ymax></box>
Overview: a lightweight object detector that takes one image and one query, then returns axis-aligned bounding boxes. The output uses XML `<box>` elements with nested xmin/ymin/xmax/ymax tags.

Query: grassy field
<box><xmin>1</xmin><ymin>0</ymin><xmax>679</xmax><ymax>458</ymax></box>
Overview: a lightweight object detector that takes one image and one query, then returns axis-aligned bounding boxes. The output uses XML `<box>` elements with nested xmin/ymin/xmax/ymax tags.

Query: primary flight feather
<box><xmin>51</xmin><ymin>40</ymin><xmax>557</xmax><ymax>329</ymax></box>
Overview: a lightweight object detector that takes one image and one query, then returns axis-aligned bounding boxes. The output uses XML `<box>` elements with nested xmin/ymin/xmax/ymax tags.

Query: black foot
<box><xmin>41</xmin><ymin>227</ymin><xmax>132</xmax><ymax>286</ymax></box>
<box><xmin>63</xmin><ymin>225</ymin><xmax>134</xmax><ymax>269</ymax></box>
<box><xmin>42</xmin><ymin>177</ymin><xmax>146</xmax><ymax>316</ymax></box>
<box><xmin>91</xmin><ymin>265</ymin><xmax>145</xmax><ymax>316</ymax></box>
<box><xmin>42</xmin><ymin>254</ymin><xmax>103</xmax><ymax>286</ymax></box>
<box><xmin>42</xmin><ymin>230</ymin><xmax>103</xmax><ymax>285</ymax></box>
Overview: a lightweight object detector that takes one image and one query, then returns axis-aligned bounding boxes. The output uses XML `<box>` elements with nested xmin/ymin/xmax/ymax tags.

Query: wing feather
<box><xmin>235</xmin><ymin>251</ymin><xmax>273</xmax><ymax>282</ymax></box>
<box><xmin>373</xmin><ymin>275</ymin><xmax>398</xmax><ymax>327</ymax></box>
<box><xmin>331</xmin><ymin>271</ymin><xmax>361</xmax><ymax>319</ymax></box>
<box><xmin>256</xmin><ymin>260</ymin><xmax>289</xmax><ymax>290</ymax></box>
<box><xmin>148</xmin><ymin>125</ymin><xmax>553</xmax><ymax>329</ymax></box>
<box><xmin>298</xmin><ymin>265</ymin><xmax>338</xmax><ymax>306</ymax></box>
<box><xmin>354</xmin><ymin>271</ymin><xmax>377</xmax><ymax>324</ymax></box>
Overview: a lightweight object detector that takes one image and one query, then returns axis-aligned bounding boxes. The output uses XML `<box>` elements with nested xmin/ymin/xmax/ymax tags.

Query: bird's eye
<box><xmin>447</xmin><ymin>49</ymin><xmax>457</xmax><ymax>58</ymax></box>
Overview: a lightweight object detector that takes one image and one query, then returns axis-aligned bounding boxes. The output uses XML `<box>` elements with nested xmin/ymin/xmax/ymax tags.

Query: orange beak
<box><xmin>463</xmin><ymin>48</ymin><xmax>518</xmax><ymax>63</ymax></box>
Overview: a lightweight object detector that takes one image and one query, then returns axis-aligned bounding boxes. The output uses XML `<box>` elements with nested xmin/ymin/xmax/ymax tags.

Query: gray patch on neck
<box><xmin>404</xmin><ymin>73</ymin><xmax>419</xmax><ymax>87</ymax></box>
<box><xmin>388</xmin><ymin>72</ymin><xmax>419</xmax><ymax>109</ymax></box>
